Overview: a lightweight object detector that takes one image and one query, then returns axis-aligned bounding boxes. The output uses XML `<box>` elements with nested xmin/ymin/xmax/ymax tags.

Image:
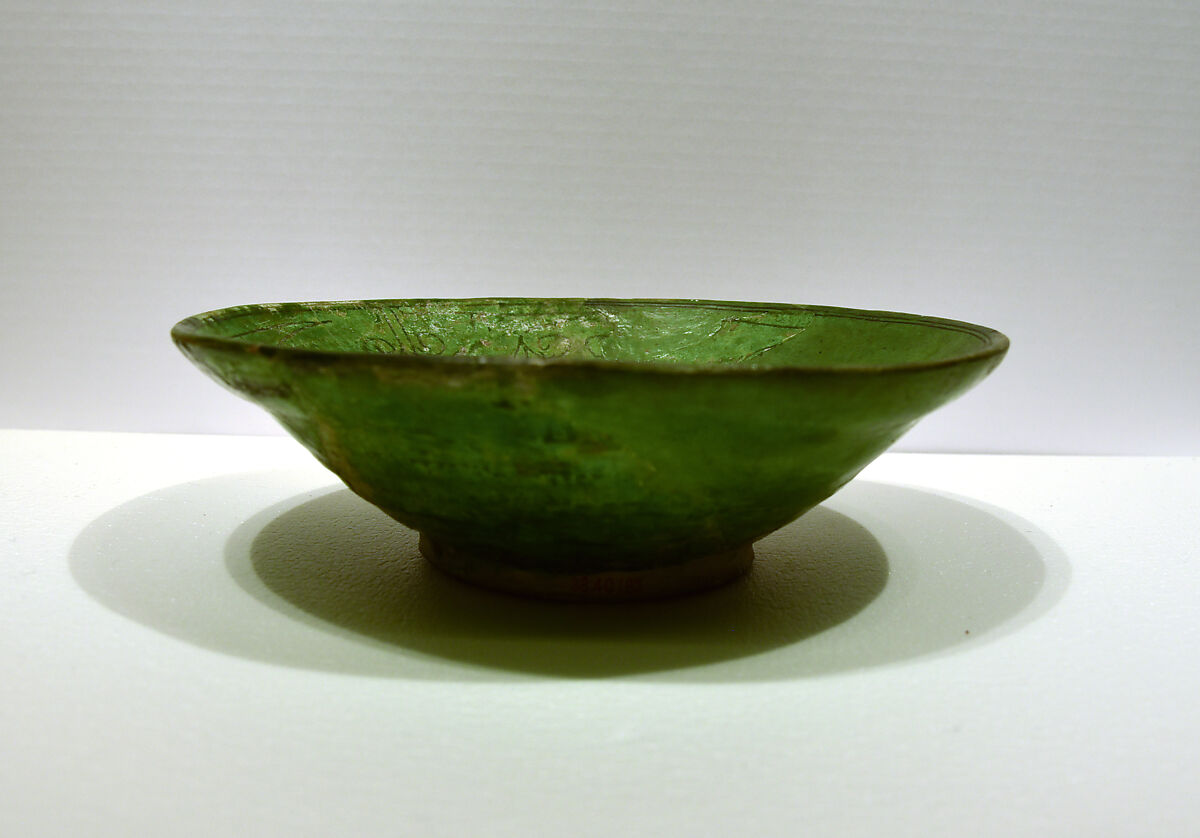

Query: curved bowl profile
<box><xmin>172</xmin><ymin>298</ymin><xmax>1008</xmax><ymax>600</ymax></box>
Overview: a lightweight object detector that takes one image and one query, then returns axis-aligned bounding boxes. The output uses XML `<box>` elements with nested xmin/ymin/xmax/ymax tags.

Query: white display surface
<box><xmin>2</xmin><ymin>1</ymin><xmax>1198</xmax><ymax>452</ymax></box>
<box><xmin>2</xmin><ymin>430</ymin><xmax>1196</xmax><ymax>836</ymax></box>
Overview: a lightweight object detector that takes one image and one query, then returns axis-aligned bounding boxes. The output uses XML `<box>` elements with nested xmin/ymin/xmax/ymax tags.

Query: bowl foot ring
<box><xmin>418</xmin><ymin>535</ymin><xmax>755</xmax><ymax>602</ymax></box>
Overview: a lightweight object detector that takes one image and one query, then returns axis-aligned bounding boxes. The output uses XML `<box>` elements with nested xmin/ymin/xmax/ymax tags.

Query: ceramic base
<box><xmin>418</xmin><ymin>535</ymin><xmax>755</xmax><ymax>602</ymax></box>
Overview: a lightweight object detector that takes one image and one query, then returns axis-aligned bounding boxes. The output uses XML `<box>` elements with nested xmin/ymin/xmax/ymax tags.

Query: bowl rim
<box><xmin>171</xmin><ymin>297</ymin><xmax>1009</xmax><ymax>377</ymax></box>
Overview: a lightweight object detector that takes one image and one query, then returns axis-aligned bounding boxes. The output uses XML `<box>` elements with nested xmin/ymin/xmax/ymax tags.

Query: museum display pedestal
<box><xmin>2</xmin><ymin>430</ymin><xmax>1196</xmax><ymax>837</ymax></box>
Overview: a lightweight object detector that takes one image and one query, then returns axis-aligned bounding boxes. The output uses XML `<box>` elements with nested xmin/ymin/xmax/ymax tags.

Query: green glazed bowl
<box><xmin>173</xmin><ymin>298</ymin><xmax>1008</xmax><ymax>600</ymax></box>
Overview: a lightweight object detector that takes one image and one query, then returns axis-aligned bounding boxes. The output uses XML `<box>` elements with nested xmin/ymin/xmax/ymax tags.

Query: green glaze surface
<box><xmin>172</xmin><ymin>298</ymin><xmax>1008</xmax><ymax>600</ymax></box>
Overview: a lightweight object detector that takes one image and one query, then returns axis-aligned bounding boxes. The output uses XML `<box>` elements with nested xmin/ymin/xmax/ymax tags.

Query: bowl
<box><xmin>172</xmin><ymin>298</ymin><xmax>1008</xmax><ymax>600</ymax></box>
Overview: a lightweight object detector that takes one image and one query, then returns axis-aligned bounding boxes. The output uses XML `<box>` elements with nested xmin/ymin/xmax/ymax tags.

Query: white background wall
<box><xmin>2</xmin><ymin>1</ymin><xmax>1196</xmax><ymax>453</ymax></box>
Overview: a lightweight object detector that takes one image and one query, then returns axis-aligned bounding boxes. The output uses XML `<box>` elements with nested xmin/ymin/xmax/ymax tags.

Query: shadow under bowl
<box><xmin>172</xmin><ymin>297</ymin><xmax>1008</xmax><ymax>600</ymax></box>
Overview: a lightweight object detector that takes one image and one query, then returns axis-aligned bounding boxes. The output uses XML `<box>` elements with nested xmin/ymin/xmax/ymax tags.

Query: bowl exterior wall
<box><xmin>177</xmin><ymin>337</ymin><xmax>1002</xmax><ymax>573</ymax></box>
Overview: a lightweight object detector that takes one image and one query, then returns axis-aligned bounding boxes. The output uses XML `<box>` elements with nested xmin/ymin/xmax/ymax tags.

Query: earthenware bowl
<box><xmin>172</xmin><ymin>298</ymin><xmax>1008</xmax><ymax>600</ymax></box>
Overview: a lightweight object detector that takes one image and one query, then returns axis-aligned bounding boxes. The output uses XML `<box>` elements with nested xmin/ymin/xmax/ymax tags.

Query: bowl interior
<box><xmin>176</xmin><ymin>298</ymin><xmax>1001</xmax><ymax>370</ymax></box>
